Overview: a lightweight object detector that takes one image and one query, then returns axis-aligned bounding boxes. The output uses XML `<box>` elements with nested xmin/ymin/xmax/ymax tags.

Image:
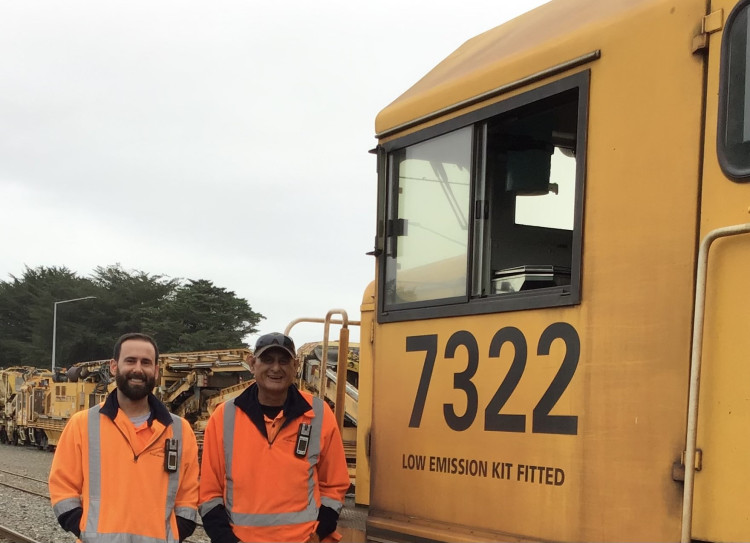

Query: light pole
<box><xmin>52</xmin><ymin>296</ymin><xmax>97</xmax><ymax>373</ymax></box>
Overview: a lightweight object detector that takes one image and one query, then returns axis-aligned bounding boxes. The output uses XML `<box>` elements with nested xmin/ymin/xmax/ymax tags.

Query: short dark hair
<box><xmin>113</xmin><ymin>333</ymin><xmax>160</xmax><ymax>362</ymax></box>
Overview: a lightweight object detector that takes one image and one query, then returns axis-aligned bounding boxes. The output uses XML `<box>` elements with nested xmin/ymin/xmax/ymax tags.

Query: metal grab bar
<box><xmin>681</xmin><ymin>223</ymin><xmax>750</xmax><ymax>543</ymax></box>
<box><xmin>285</xmin><ymin>310</ymin><xmax>361</xmax><ymax>431</ymax></box>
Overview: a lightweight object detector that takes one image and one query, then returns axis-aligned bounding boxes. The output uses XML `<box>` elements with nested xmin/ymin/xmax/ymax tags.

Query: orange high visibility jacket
<box><xmin>49</xmin><ymin>391</ymin><xmax>200</xmax><ymax>543</ymax></box>
<box><xmin>199</xmin><ymin>385</ymin><xmax>350</xmax><ymax>543</ymax></box>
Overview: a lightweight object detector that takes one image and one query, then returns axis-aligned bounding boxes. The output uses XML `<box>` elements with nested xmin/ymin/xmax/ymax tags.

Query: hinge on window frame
<box><xmin>692</xmin><ymin>9</ymin><xmax>724</xmax><ymax>53</ymax></box>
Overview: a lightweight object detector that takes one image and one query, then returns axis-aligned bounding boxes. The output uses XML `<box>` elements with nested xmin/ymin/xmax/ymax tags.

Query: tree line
<box><xmin>0</xmin><ymin>265</ymin><xmax>264</xmax><ymax>369</ymax></box>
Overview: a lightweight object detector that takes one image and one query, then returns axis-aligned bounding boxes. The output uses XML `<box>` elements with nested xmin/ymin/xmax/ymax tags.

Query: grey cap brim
<box><xmin>254</xmin><ymin>345</ymin><xmax>296</xmax><ymax>358</ymax></box>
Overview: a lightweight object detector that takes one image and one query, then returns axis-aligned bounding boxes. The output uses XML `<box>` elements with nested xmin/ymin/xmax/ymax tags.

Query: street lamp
<box><xmin>52</xmin><ymin>296</ymin><xmax>97</xmax><ymax>373</ymax></box>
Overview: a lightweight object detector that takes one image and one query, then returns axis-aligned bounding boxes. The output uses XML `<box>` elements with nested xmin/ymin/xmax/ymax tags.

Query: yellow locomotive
<box><xmin>354</xmin><ymin>0</ymin><xmax>750</xmax><ymax>541</ymax></box>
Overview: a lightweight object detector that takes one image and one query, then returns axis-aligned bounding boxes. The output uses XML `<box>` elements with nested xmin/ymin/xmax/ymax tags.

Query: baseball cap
<box><xmin>254</xmin><ymin>332</ymin><xmax>296</xmax><ymax>358</ymax></box>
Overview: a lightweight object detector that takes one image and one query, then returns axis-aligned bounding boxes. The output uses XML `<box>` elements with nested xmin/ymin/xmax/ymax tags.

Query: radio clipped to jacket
<box><xmin>164</xmin><ymin>439</ymin><xmax>179</xmax><ymax>472</ymax></box>
<box><xmin>295</xmin><ymin>423</ymin><xmax>311</xmax><ymax>457</ymax></box>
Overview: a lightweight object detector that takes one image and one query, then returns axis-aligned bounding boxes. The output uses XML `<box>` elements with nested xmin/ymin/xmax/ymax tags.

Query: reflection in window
<box><xmin>384</xmin><ymin>127</ymin><xmax>471</xmax><ymax>305</ymax></box>
<box><xmin>719</xmin><ymin>2</ymin><xmax>750</xmax><ymax>178</ymax></box>
<box><xmin>516</xmin><ymin>148</ymin><xmax>576</xmax><ymax>230</ymax></box>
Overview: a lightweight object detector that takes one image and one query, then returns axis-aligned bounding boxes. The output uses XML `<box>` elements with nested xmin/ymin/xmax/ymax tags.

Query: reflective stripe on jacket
<box><xmin>199</xmin><ymin>386</ymin><xmax>350</xmax><ymax>543</ymax></box>
<box><xmin>49</xmin><ymin>392</ymin><xmax>200</xmax><ymax>543</ymax></box>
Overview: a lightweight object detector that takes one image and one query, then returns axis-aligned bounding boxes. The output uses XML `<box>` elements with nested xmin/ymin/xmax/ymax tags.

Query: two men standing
<box><xmin>49</xmin><ymin>331</ymin><xmax>350</xmax><ymax>543</ymax></box>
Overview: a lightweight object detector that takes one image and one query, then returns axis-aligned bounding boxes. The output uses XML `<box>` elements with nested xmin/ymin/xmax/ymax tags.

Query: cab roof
<box><xmin>374</xmin><ymin>0</ymin><xmax>664</xmax><ymax>139</ymax></box>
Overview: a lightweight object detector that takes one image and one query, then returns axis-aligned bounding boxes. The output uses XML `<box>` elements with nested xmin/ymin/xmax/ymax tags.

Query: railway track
<box><xmin>0</xmin><ymin>465</ymin><xmax>212</xmax><ymax>542</ymax></box>
<box><xmin>0</xmin><ymin>468</ymin><xmax>49</xmax><ymax>542</ymax></box>
<box><xmin>0</xmin><ymin>468</ymin><xmax>49</xmax><ymax>500</ymax></box>
<box><xmin>0</xmin><ymin>523</ymin><xmax>41</xmax><ymax>543</ymax></box>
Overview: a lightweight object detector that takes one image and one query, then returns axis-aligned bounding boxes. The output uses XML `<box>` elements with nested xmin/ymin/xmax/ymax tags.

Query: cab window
<box><xmin>719</xmin><ymin>1</ymin><xmax>750</xmax><ymax>179</ymax></box>
<box><xmin>384</xmin><ymin>127</ymin><xmax>472</xmax><ymax>306</ymax></box>
<box><xmin>379</xmin><ymin>72</ymin><xmax>588</xmax><ymax>322</ymax></box>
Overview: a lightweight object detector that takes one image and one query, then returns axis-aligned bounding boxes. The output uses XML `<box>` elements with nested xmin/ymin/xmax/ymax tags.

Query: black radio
<box><xmin>164</xmin><ymin>439</ymin><xmax>179</xmax><ymax>472</ymax></box>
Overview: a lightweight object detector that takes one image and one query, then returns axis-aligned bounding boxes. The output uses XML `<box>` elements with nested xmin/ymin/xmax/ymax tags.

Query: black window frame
<box><xmin>376</xmin><ymin>70</ymin><xmax>589</xmax><ymax>323</ymax></box>
<box><xmin>718</xmin><ymin>0</ymin><xmax>750</xmax><ymax>180</ymax></box>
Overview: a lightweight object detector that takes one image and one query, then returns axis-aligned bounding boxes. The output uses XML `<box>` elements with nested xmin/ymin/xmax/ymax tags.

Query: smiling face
<box><xmin>249</xmin><ymin>347</ymin><xmax>299</xmax><ymax>406</ymax></box>
<box><xmin>110</xmin><ymin>338</ymin><xmax>158</xmax><ymax>401</ymax></box>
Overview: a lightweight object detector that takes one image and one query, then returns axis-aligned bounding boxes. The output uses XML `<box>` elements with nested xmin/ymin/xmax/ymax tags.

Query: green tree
<box><xmin>88</xmin><ymin>264</ymin><xmax>180</xmax><ymax>355</ymax></box>
<box><xmin>0</xmin><ymin>265</ymin><xmax>264</xmax><ymax>368</ymax></box>
<box><xmin>145</xmin><ymin>279</ymin><xmax>264</xmax><ymax>352</ymax></box>
<box><xmin>0</xmin><ymin>266</ymin><xmax>95</xmax><ymax>367</ymax></box>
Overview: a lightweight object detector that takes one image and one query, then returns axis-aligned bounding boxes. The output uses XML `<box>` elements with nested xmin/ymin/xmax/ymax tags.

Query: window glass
<box><xmin>384</xmin><ymin>127</ymin><xmax>472</xmax><ymax>306</ymax></box>
<box><xmin>380</xmin><ymin>72</ymin><xmax>586</xmax><ymax>320</ymax></box>
<box><xmin>474</xmin><ymin>90</ymin><xmax>578</xmax><ymax>296</ymax></box>
<box><xmin>719</xmin><ymin>3</ymin><xmax>750</xmax><ymax>178</ymax></box>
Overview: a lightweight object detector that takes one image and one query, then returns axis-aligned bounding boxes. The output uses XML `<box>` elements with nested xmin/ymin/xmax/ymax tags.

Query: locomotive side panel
<box><xmin>368</xmin><ymin>0</ymin><xmax>707</xmax><ymax>540</ymax></box>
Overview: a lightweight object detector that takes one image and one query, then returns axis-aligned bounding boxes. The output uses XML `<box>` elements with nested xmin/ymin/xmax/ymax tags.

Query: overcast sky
<box><xmin>0</xmin><ymin>0</ymin><xmax>549</xmax><ymax>349</ymax></box>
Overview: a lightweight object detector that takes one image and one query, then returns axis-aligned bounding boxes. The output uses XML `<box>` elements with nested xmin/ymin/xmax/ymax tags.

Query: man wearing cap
<box><xmin>199</xmin><ymin>332</ymin><xmax>350</xmax><ymax>543</ymax></box>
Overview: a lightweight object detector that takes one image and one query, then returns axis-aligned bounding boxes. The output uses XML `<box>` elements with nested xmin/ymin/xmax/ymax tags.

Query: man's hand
<box><xmin>305</xmin><ymin>532</ymin><xmax>321</xmax><ymax>543</ymax></box>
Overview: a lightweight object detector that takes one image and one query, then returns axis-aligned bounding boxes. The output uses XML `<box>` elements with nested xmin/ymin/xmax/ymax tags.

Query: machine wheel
<box><xmin>34</xmin><ymin>429</ymin><xmax>48</xmax><ymax>450</ymax></box>
<box><xmin>66</xmin><ymin>366</ymin><xmax>82</xmax><ymax>382</ymax></box>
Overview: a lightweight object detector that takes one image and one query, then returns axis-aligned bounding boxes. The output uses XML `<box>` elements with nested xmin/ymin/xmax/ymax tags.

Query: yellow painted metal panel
<box><xmin>355</xmin><ymin>281</ymin><xmax>376</xmax><ymax>506</ymax></box>
<box><xmin>369</xmin><ymin>0</ymin><xmax>709</xmax><ymax>540</ymax></box>
<box><xmin>692</xmin><ymin>1</ymin><xmax>750</xmax><ymax>540</ymax></box>
<box><xmin>693</xmin><ymin>237</ymin><xmax>750</xmax><ymax>542</ymax></box>
<box><xmin>375</xmin><ymin>0</ymin><xmax>700</xmax><ymax>139</ymax></box>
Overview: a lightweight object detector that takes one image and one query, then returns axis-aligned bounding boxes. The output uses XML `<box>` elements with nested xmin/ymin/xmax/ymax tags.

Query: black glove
<box><xmin>315</xmin><ymin>505</ymin><xmax>339</xmax><ymax>539</ymax></box>
<box><xmin>177</xmin><ymin>516</ymin><xmax>196</xmax><ymax>542</ymax></box>
<box><xmin>201</xmin><ymin>504</ymin><xmax>241</xmax><ymax>543</ymax></box>
<box><xmin>58</xmin><ymin>507</ymin><xmax>83</xmax><ymax>537</ymax></box>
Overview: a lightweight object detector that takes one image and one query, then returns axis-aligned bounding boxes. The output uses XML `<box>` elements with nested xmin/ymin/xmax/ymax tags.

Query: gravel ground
<box><xmin>0</xmin><ymin>445</ymin><xmax>70</xmax><ymax>543</ymax></box>
<box><xmin>0</xmin><ymin>443</ymin><xmax>210</xmax><ymax>543</ymax></box>
<box><xmin>0</xmin><ymin>443</ymin><xmax>366</xmax><ymax>543</ymax></box>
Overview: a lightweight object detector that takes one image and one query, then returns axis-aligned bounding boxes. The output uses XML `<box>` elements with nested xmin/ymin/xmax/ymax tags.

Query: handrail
<box><xmin>286</xmin><ymin>311</ymin><xmax>361</xmax><ymax>431</ymax></box>
<box><xmin>681</xmin><ymin>223</ymin><xmax>750</xmax><ymax>543</ymax></box>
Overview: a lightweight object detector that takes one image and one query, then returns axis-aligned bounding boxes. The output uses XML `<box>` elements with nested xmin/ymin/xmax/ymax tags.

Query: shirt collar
<box><xmin>100</xmin><ymin>389</ymin><xmax>173</xmax><ymax>426</ymax></box>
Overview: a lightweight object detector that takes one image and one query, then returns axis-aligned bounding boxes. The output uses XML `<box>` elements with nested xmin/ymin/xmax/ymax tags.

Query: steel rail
<box><xmin>0</xmin><ymin>523</ymin><xmax>42</xmax><ymax>543</ymax></box>
<box><xmin>0</xmin><ymin>469</ymin><xmax>47</xmax><ymax>485</ymax></box>
<box><xmin>0</xmin><ymin>479</ymin><xmax>49</xmax><ymax>500</ymax></box>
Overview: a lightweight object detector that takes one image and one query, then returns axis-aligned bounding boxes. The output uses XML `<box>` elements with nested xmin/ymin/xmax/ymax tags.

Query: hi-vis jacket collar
<box><xmin>100</xmin><ymin>390</ymin><xmax>174</xmax><ymax>427</ymax></box>
<box><xmin>234</xmin><ymin>383</ymin><xmax>312</xmax><ymax>439</ymax></box>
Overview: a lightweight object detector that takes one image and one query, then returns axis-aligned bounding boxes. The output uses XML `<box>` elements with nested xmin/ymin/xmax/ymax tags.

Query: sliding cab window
<box><xmin>380</xmin><ymin>72</ymin><xmax>587</xmax><ymax>322</ymax></box>
<box><xmin>718</xmin><ymin>0</ymin><xmax>750</xmax><ymax>179</ymax></box>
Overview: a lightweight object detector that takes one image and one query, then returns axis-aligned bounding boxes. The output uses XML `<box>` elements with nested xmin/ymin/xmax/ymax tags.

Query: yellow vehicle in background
<box><xmin>0</xmin><ymin>341</ymin><xmax>362</xmax><ymax>459</ymax></box>
<box><xmin>296</xmin><ymin>338</ymin><xmax>360</xmax><ymax>477</ymax></box>
<box><xmin>0</xmin><ymin>349</ymin><xmax>253</xmax><ymax>451</ymax></box>
<box><xmin>157</xmin><ymin>349</ymin><xmax>252</xmax><ymax>434</ymax></box>
<box><xmin>0</xmin><ymin>361</ymin><xmax>111</xmax><ymax>449</ymax></box>
<box><xmin>355</xmin><ymin>0</ymin><xmax>750</xmax><ymax>541</ymax></box>
<box><xmin>0</xmin><ymin>365</ymin><xmax>43</xmax><ymax>445</ymax></box>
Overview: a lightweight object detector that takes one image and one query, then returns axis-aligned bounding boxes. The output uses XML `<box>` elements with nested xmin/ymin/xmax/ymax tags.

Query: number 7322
<box><xmin>406</xmin><ymin>322</ymin><xmax>580</xmax><ymax>435</ymax></box>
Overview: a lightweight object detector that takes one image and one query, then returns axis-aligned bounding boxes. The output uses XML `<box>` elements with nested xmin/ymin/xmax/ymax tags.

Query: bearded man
<box><xmin>49</xmin><ymin>333</ymin><xmax>200</xmax><ymax>543</ymax></box>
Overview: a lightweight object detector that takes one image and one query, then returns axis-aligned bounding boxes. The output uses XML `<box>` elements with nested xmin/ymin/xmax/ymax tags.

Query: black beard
<box><xmin>116</xmin><ymin>372</ymin><xmax>155</xmax><ymax>401</ymax></box>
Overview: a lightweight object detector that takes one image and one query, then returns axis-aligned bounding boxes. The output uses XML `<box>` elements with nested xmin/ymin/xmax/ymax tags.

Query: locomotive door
<box><xmin>691</xmin><ymin>1</ymin><xmax>750</xmax><ymax>540</ymax></box>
